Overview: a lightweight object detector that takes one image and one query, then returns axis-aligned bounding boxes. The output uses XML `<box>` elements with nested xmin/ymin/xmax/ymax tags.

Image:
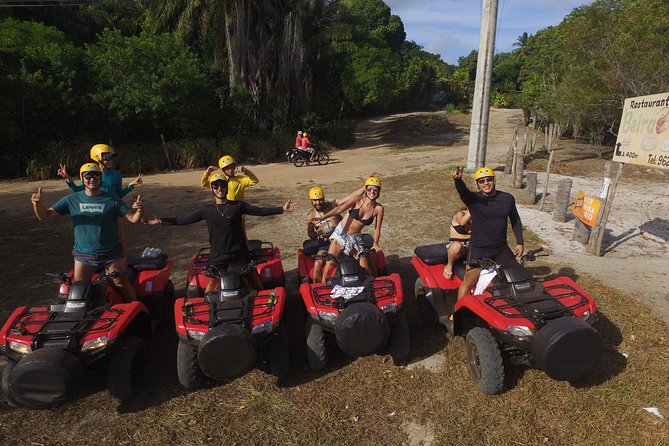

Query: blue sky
<box><xmin>385</xmin><ymin>0</ymin><xmax>594</xmax><ymax>64</ymax></box>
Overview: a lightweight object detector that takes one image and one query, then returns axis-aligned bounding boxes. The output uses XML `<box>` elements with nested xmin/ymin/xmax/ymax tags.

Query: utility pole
<box><xmin>467</xmin><ymin>0</ymin><xmax>499</xmax><ymax>170</ymax></box>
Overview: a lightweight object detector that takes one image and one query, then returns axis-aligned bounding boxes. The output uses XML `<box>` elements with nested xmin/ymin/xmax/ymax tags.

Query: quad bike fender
<box><xmin>542</xmin><ymin>276</ymin><xmax>598</xmax><ymax>319</ymax></box>
<box><xmin>300</xmin><ymin>282</ymin><xmax>318</xmax><ymax>315</ymax></box>
<box><xmin>83</xmin><ymin>301</ymin><xmax>151</xmax><ymax>343</ymax></box>
<box><xmin>454</xmin><ymin>294</ymin><xmax>529</xmax><ymax>333</ymax></box>
<box><xmin>251</xmin><ymin>287</ymin><xmax>287</xmax><ymax>330</ymax></box>
<box><xmin>134</xmin><ymin>260</ymin><xmax>173</xmax><ymax>297</ymax></box>
<box><xmin>256</xmin><ymin>247</ymin><xmax>285</xmax><ymax>284</ymax></box>
<box><xmin>0</xmin><ymin>306</ymin><xmax>30</xmax><ymax>345</ymax></box>
<box><xmin>385</xmin><ymin>273</ymin><xmax>404</xmax><ymax>307</ymax></box>
<box><xmin>411</xmin><ymin>257</ymin><xmax>459</xmax><ymax>291</ymax></box>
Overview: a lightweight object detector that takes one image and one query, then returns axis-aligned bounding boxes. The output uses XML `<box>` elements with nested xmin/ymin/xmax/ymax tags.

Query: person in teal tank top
<box><xmin>31</xmin><ymin>163</ymin><xmax>145</xmax><ymax>302</ymax></box>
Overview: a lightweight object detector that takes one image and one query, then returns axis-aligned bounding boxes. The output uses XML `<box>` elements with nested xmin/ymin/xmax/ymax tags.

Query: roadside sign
<box><xmin>572</xmin><ymin>191</ymin><xmax>601</xmax><ymax>228</ymax></box>
<box><xmin>614</xmin><ymin>92</ymin><xmax>669</xmax><ymax>170</ymax></box>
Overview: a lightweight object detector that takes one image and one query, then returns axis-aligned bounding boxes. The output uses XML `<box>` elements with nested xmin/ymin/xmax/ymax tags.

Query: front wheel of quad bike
<box><xmin>466</xmin><ymin>328</ymin><xmax>504</xmax><ymax>395</ymax></box>
<box><xmin>2</xmin><ymin>361</ymin><xmax>19</xmax><ymax>407</ymax></box>
<box><xmin>177</xmin><ymin>340</ymin><xmax>205</xmax><ymax>390</ymax></box>
<box><xmin>389</xmin><ymin>312</ymin><xmax>410</xmax><ymax>364</ymax></box>
<box><xmin>108</xmin><ymin>335</ymin><xmax>145</xmax><ymax>401</ymax></box>
<box><xmin>315</xmin><ymin>152</ymin><xmax>330</xmax><ymax>165</ymax></box>
<box><xmin>292</xmin><ymin>153</ymin><xmax>306</xmax><ymax>167</ymax></box>
<box><xmin>268</xmin><ymin>324</ymin><xmax>290</xmax><ymax>377</ymax></box>
<box><xmin>4</xmin><ymin>349</ymin><xmax>84</xmax><ymax>409</ymax></box>
<box><xmin>306</xmin><ymin>318</ymin><xmax>327</xmax><ymax>370</ymax></box>
<box><xmin>414</xmin><ymin>277</ymin><xmax>438</xmax><ymax>324</ymax></box>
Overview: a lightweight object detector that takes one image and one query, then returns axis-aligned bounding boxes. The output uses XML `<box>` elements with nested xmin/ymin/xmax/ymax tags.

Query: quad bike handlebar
<box><xmin>46</xmin><ymin>272</ymin><xmax>71</xmax><ymax>285</ymax></box>
<box><xmin>466</xmin><ymin>247</ymin><xmax>546</xmax><ymax>271</ymax></box>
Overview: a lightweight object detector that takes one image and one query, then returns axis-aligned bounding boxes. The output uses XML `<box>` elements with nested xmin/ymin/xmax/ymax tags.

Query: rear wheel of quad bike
<box><xmin>389</xmin><ymin>312</ymin><xmax>410</xmax><ymax>363</ymax></box>
<box><xmin>316</xmin><ymin>152</ymin><xmax>330</xmax><ymax>165</ymax></box>
<box><xmin>268</xmin><ymin>324</ymin><xmax>290</xmax><ymax>377</ymax></box>
<box><xmin>108</xmin><ymin>335</ymin><xmax>145</xmax><ymax>401</ymax></box>
<box><xmin>466</xmin><ymin>328</ymin><xmax>504</xmax><ymax>395</ymax></box>
<box><xmin>414</xmin><ymin>278</ymin><xmax>438</xmax><ymax>324</ymax></box>
<box><xmin>306</xmin><ymin>318</ymin><xmax>327</xmax><ymax>370</ymax></box>
<box><xmin>2</xmin><ymin>361</ymin><xmax>19</xmax><ymax>407</ymax></box>
<box><xmin>176</xmin><ymin>340</ymin><xmax>204</xmax><ymax>390</ymax></box>
<box><xmin>292</xmin><ymin>153</ymin><xmax>306</xmax><ymax>167</ymax></box>
<box><xmin>162</xmin><ymin>280</ymin><xmax>176</xmax><ymax>324</ymax></box>
<box><xmin>6</xmin><ymin>349</ymin><xmax>84</xmax><ymax>409</ymax></box>
<box><xmin>198</xmin><ymin>325</ymin><xmax>257</xmax><ymax>380</ymax></box>
<box><xmin>335</xmin><ymin>302</ymin><xmax>390</xmax><ymax>357</ymax></box>
<box><xmin>532</xmin><ymin>317</ymin><xmax>603</xmax><ymax>381</ymax></box>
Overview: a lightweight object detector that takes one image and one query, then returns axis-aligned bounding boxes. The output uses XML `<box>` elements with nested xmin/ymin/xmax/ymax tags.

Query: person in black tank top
<box><xmin>443</xmin><ymin>206</ymin><xmax>471</xmax><ymax>280</ymax></box>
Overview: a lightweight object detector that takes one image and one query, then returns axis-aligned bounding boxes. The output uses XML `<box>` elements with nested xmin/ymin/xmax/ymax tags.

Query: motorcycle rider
<box><xmin>453</xmin><ymin>166</ymin><xmax>524</xmax><ymax>299</ymax></box>
<box><xmin>31</xmin><ymin>163</ymin><xmax>144</xmax><ymax>302</ymax></box>
<box><xmin>295</xmin><ymin>130</ymin><xmax>303</xmax><ymax>149</ymax></box>
<box><xmin>146</xmin><ymin>173</ymin><xmax>297</xmax><ymax>291</ymax></box>
<box><xmin>301</xmin><ymin>132</ymin><xmax>316</xmax><ymax>164</ymax></box>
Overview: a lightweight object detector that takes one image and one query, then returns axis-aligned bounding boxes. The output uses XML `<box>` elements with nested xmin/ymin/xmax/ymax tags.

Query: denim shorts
<box><xmin>72</xmin><ymin>245</ymin><xmax>124</xmax><ymax>268</ymax></box>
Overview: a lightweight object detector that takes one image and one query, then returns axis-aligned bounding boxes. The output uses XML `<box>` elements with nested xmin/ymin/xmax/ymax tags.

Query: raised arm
<box><xmin>372</xmin><ymin>204</ymin><xmax>385</xmax><ymax>252</ymax></box>
<box><xmin>320</xmin><ymin>194</ymin><xmax>359</xmax><ymax>221</ymax></box>
<box><xmin>31</xmin><ymin>187</ymin><xmax>58</xmax><ymax>221</ymax></box>
<box><xmin>124</xmin><ymin>195</ymin><xmax>143</xmax><ymax>223</ymax></box>
<box><xmin>239</xmin><ymin>167</ymin><xmax>259</xmax><ymax>186</ymax></box>
<box><xmin>201</xmin><ymin>166</ymin><xmax>216</xmax><ymax>189</ymax></box>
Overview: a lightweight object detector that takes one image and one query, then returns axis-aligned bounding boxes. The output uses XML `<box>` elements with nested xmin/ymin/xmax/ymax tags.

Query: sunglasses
<box><xmin>102</xmin><ymin>153</ymin><xmax>118</xmax><ymax>161</ymax></box>
<box><xmin>476</xmin><ymin>177</ymin><xmax>494</xmax><ymax>184</ymax></box>
<box><xmin>211</xmin><ymin>181</ymin><xmax>227</xmax><ymax>190</ymax></box>
<box><xmin>83</xmin><ymin>172</ymin><xmax>101</xmax><ymax>180</ymax></box>
<box><xmin>366</xmin><ymin>186</ymin><xmax>380</xmax><ymax>192</ymax></box>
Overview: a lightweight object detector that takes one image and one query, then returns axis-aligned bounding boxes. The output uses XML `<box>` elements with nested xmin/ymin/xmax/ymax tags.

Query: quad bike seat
<box><xmin>414</xmin><ymin>243</ymin><xmax>467</xmax><ymax>279</ymax></box>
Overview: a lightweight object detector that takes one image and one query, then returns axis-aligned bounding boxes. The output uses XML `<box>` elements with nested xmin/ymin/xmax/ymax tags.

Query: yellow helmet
<box><xmin>90</xmin><ymin>144</ymin><xmax>115</xmax><ymax>163</ymax></box>
<box><xmin>474</xmin><ymin>167</ymin><xmax>495</xmax><ymax>180</ymax></box>
<box><xmin>303</xmin><ymin>132</ymin><xmax>308</xmax><ymax>137</ymax></box>
<box><xmin>209</xmin><ymin>173</ymin><xmax>227</xmax><ymax>185</ymax></box>
<box><xmin>365</xmin><ymin>176</ymin><xmax>381</xmax><ymax>188</ymax></box>
<box><xmin>309</xmin><ymin>186</ymin><xmax>325</xmax><ymax>200</ymax></box>
<box><xmin>79</xmin><ymin>163</ymin><xmax>103</xmax><ymax>181</ymax></box>
<box><xmin>218</xmin><ymin>155</ymin><xmax>236</xmax><ymax>169</ymax></box>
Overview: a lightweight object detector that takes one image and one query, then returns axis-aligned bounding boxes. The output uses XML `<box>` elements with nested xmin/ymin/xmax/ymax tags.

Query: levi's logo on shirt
<box><xmin>79</xmin><ymin>203</ymin><xmax>105</xmax><ymax>213</ymax></box>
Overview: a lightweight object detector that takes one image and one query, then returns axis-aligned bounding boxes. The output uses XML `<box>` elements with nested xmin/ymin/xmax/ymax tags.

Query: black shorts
<box><xmin>467</xmin><ymin>245</ymin><xmax>517</xmax><ymax>268</ymax></box>
<box><xmin>208</xmin><ymin>259</ymin><xmax>252</xmax><ymax>275</ymax></box>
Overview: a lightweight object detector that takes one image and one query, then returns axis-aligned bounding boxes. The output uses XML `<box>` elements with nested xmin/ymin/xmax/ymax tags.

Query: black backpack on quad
<box><xmin>299</xmin><ymin>256</ymin><xmax>409</xmax><ymax>369</ymax></box>
<box><xmin>411</xmin><ymin>245</ymin><xmax>602</xmax><ymax>394</ymax></box>
<box><xmin>0</xmin><ymin>251</ymin><xmax>174</xmax><ymax>409</ymax></box>
<box><xmin>174</xmin><ymin>267</ymin><xmax>289</xmax><ymax>390</ymax></box>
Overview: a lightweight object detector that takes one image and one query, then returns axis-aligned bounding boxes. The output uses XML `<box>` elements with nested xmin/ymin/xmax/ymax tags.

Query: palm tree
<box><xmin>513</xmin><ymin>32</ymin><xmax>529</xmax><ymax>49</ymax></box>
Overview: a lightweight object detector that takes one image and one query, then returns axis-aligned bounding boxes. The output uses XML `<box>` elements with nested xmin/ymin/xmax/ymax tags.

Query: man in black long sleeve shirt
<box><xmin>453</xmin><ymin>166</ymin><xmax>524</xmax><ymax>299</ymax></box>
<box><xmin>148</xmin><ymin>173</ymin><xmax>298</xmax><ymax>291</ymax></box>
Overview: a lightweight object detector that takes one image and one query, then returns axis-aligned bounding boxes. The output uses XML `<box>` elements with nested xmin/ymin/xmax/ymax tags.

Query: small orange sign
<box><xmin>572</xmin><ymin>191</ymin><xmax>602</xmax><ymax>228</ymax></box>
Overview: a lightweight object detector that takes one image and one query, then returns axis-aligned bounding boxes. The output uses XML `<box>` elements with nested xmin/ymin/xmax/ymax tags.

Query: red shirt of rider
<box><xmin>301</xmin><ymin>135</ymin><xmax>310</xmax><ymax>150</ymax></box>
<box><xmin>295</xmin><ymin>135</ymin><xmax>302</xmax><ymax>148</ymax></box>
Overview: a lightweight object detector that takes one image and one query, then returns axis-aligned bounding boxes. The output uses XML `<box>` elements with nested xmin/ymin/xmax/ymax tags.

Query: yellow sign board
<box><xmin>572</xmin><ymin>191</ymin><xmax>601</xmax><ymax>228</ymax></box>
<box><xmin>614</xmin><ymin>92</ymin><xmax>669</xmax><ymax>170</ymax></box>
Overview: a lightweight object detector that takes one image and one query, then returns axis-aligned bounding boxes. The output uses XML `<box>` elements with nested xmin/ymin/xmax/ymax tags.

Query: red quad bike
<box><xmin>173</xmin><ymin>266</ymin><xmax>289</xmax><ymax>390</ymax></box>
<box><xmin>297</xmin><ymin>234</ymin><xmax>388</xmax><ymax>284</ymax></box>
<box><xmin>411</xmin><ymin>244</ymin><xmax>603</xmax><ymax>394</ymax></box>
<box><xmin>187</xmin><ymin>240</ymin><xmax>285</xmax><ymax>297</ymax></box>
<box><xmin>300</xmin><ymin>255</ymin><xmax>409</xmax><ymax>369</ymax></box>
<box><xmin>0</xmin><ymin>251</ymin><xmax>174</xmax><ymax>409</ymax></box>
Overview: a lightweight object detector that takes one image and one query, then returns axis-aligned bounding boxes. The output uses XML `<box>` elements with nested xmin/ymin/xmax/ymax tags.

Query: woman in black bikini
<box><xmin>315</xmin><ymin>176</ymin><xmax>385</xmax><ymax>281</ymax></box>
<box><xmin>443</xmin><ymin>206</ymin><xmax>471</xmax><ymax>279</ymax></box>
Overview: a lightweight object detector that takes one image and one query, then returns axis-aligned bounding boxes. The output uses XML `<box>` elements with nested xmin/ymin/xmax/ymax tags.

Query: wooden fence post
<box><xmin>587</xmin><ymin>162</ymin><xmax>624</xmax><ymax>256</ymax></box>
<box><xmin>539</xmin><ymin>148</ymin><xmax>556</xmax><ymax>211</ymax></box>
<box><xmin>524</xmin><ymin>172</ymin><xmax>537</xmax><ymax>204</ymax></box>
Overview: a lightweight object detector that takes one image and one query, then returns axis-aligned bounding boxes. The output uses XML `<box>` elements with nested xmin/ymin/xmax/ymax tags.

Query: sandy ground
<box><xmin>1</xmin><ymin>108</ymin><xmax>668</xmax><ymax>327</ymax></box>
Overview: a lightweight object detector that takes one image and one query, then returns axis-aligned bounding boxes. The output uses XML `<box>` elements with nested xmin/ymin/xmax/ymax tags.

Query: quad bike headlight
<box><xmin>318</xmin><ymin>311</ymin><xmax>337</xmax><ymax>322</ymax></box>
<box><xmin>579</xmin><ymin>310</ymin><xmax>592</xmax><ymax>321</ymax></box>
<box><xmin>508</xmin><ymin>325</ymin><xmax>534</xmax><ymax>337</ymax></box>
<box><xmin>187</xmin><ymin>329</ymin><xmax>207</xmax><ymax>340</ymax></box>
<box><xmin>8</xmin><ymin>341</ymin><xmax>31</xmax><ymax>355</ymax></box>
<box><xmin>380</xmin><ymin>302</ymin><xmax>397</xmax><ymax>313</ymax></box>
<box><xmin>82</xmin><ymin>336</ymin><xmax>109</xmax><ymax>352</ymax></box>
<box><xmin>251</xmin><ymin>320</ymin><xmax>272</xmax><ymax>334</ymax></box>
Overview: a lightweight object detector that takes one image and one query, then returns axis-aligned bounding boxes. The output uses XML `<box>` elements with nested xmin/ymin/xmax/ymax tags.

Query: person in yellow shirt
<box><xmin>201</xmin><ymin>155</ymin><xmax>259</xmax><ymax>201</ymax></box>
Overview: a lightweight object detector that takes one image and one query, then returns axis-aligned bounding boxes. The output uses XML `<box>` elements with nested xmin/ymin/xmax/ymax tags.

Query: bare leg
<box><xmin>244</xmin><ymin>270</ymin><xmax>264</xmax><ymax>291</ymax></box>
<box><xmin>443</xmin><ymin>242</ymin><xmax>464</xmax><ymax>279</ymax></box>
<box><xmin>458</xmin><ymin>267</ymin><xmax>481</xmax><ymax>300</ymax></box>
<box><xmin>313</xmin><ymin>249</ymin><xmax>327</xmax><ymax>283</ymax></box>
<box><xmin>205</xmin><ymin>276</ymin><xmax>218</xmax><ymax>294</ymax></box>
<box><xmin>358</xmin><ymin>255</ymin><xmax>372</xmax><ymax>276</ymax></box>
<box><xmin>73</xmin><ymin>260</ymin><xmax>97</xmax><ymax>282</ymax></box>
<box><xmin>321</xmin><ymin>242</ymin><xmax>342</xmax><ymax>284</ymax></box>
<box><xmin>107</xmin><ymin>257</ymin><xmax>136</xmax><ymax>302</ymax></box>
